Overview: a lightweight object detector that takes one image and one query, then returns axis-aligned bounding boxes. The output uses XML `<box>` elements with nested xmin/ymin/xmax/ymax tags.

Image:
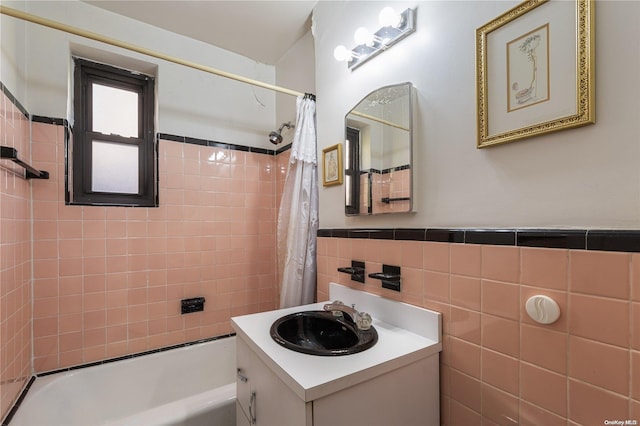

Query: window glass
<box><xmin>92</xmin><ymin>83</ymin><xmax>138</xmax><ymax>137</ymax></box>
<box><xmin>71</xmin><ymin>58</ymin><xmax>156</xmax><ymax>207</ymax></box>
<box><xmin>91</xmin><ymin>140</ymin><xmax>139</xmax><ymax>193</ymax></box>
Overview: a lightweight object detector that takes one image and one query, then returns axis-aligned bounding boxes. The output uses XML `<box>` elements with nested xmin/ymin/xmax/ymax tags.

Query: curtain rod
<box><xmin>349</xmin><ymin>110</ymin><xmax>409</xmax><ymax>132</ymax></box>
<box><xmin>0</xmin><ymin>5</ymin><xmax>308</xmax><ymax>98</ymax></box>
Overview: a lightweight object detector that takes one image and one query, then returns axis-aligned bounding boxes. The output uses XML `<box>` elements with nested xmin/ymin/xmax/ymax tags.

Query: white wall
<box><xmin>314</xmin><ymin>1</ymin><xmax>640</xmax><ymax>229</ymax></box>
<box><xmin>275</xmin><ymin>30</ymin><xmax>316</xmax><ymax>147</ymax></box>
<box><xmin>1</xmin><ymin>1</ymin><xmax>27</xmax><ymax>102</ymax></box>
<box><xmin>11</xmin><ymin>0</ymin><xmax>279</xmax><ymax>149</ymax></box>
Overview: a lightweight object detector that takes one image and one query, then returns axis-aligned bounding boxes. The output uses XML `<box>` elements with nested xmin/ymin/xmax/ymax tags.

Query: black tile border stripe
<box><xmin>158</xmin><ymin>132</ymin><xmax>286</xmax><ymax>156</ymax></box>
<box><xmin>31</xmin><ymin>115</ymin><xmax>67</xmax><ymax>126</ymax></box>
<box><xmin>317</xmin><ymin>228</ymin><xmax>640</xmax><ymax>252</ymax></box>
<box><xmin>466</xmin><ymin>229</ymin><xmax>516</xmax><ymax>246</ymax></box>
<box><xmin>426</xmin><ymin>229</ymin><xmax>465</xmax><ymax>243</ymax></box>
<box><xmin>1</xmin><ymin>376</ymin><xmax>35</xmax><ymax>426</ymax></box>
<box><xmin>9</xmin><ymin>107</ymin><xmax>640</xmax><ymax>253</ymax></box>
<box><xmin>276</xmin><ymin>142</ymin><xmax>293</xmax><ymax>155</ymax></box>
<box><xmin>0</xmin><ymin>81</ymin><xmax>289</xmax><ymax>157</ymax></box>
<box><xmin>0</xmin><ymin>82</ymin><xmax>29</xmax><ymax>119</ymax></box>
<box><xmin>37</xmin><ymin>333</ymin><xmax>235</xmax><ymax>378</ymax></box>
<box><xmin>517</xmin><ymin>230</ymin><xmax>586</xmax><ymax>249</ymax></box>
<box><xmin>3</xmin><ymin>84</ymin><xmax>291</xmax><ymax>157</ymax></box>
<box><xmin>2</xmin><ymin>333</ymin><xmax>235</xmax><ymax>425</ymax></box>
<box><xmin>586</xmin><ymin>230</ymin><xmax>640</xmax><ymax>253</ymax></box>
<box><xmin>363</xmin><ymin>164</ymin><xmax>411</xmax><ymax>175</ymax></box>
<box><xmin>0</xmin><ymin>95</ymin><xmax>289</xmax><ymax>158</ymax></box>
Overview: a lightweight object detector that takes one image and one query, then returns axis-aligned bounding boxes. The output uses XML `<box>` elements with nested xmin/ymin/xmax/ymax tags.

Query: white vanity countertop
<box><xmin>231</xmin><ymin>284</ymin><xmax>442</xmax><ymax>402</ymax></box>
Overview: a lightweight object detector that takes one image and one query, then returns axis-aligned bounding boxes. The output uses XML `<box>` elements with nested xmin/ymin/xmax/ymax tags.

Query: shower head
<box><xmin>269</xmin><ymin>121</ymin><xmax>294</xmax><ymax>145</ymax></box>
<box><xmin>269</xmin><ymin>131</ymin><xmax>282</xmax><ymax>145</ymax></box>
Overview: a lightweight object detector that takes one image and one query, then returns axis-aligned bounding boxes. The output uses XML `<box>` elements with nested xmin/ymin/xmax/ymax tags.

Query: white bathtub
<box><xmin>9</xmin><ymin>336</ymin><xmax>236</xmax><ymax>426</ymax></box>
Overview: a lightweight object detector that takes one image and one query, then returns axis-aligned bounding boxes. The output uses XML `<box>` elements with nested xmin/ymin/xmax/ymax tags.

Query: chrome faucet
<box><xmin>323</xmin><ymin>300</ymin><xmax>373</xmax><ymax>330</ymax></box>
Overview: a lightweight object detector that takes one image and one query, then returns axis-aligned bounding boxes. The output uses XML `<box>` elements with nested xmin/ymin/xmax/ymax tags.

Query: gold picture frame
<box><xmin>476</xmin><ymin>0</ymin><xmax>595</xmax><ymax>148</ymax></box>
<box><xmin>322</xmin><ymin>143</ymin><xmax>343</xmax><ymax>187</ymax></box>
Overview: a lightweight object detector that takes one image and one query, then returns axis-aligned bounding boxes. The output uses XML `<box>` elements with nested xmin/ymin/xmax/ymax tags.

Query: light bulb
<box><xmin>333</xmin><ymin>45</ymin><xmax>351</xmax><ymax>62</ymax></box>
<box><xmin>379</xmin><ymin>6</ymin><xmax>402</xmax><ymax>28</ymax></box>
<box><xmin>354</xmin><ymin>27</ymin><xmax>375</xmax><ymax>46</ymax></box>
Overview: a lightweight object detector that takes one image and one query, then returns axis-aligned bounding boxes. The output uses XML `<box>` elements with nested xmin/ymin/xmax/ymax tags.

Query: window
<box><xmin>70</xmin><ymin>58</ymin><xmax>156</xmax><ymax>206</ymax></box>
<box><xmin>345</xmin><ymin>127</ymin><xmax>361</xmax><ymax>215</ymax></box>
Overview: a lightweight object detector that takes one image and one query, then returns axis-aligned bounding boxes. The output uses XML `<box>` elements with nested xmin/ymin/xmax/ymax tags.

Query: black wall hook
<box><xmin>368</xmin><ymin>264</ymin><xmax>401</xmax><ymax>291</ymax></box>
<box><xmin>337</xmin><ymin>260</ymin><xmax>365</xmax><ymax>283</ymax></box>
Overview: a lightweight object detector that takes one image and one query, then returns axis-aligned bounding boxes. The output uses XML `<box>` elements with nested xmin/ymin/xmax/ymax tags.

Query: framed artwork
<box><xmin>322</xmin><ymin>143</ymin><xmax>343</xmax><ymax>187</ymax></box>
<box><xmin>476</xmin><ymin>0</ymin><xmax>595</xmax><ymax>148</ymax></box>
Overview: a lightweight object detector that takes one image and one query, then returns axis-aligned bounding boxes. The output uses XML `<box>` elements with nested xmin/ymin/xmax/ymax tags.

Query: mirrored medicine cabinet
<box><xmin>344</xmin><ymin>82</ymin><xmax>415</xmax><ymax>216</ymax></box>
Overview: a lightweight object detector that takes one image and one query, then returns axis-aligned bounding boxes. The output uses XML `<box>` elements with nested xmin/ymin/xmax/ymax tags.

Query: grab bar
<box><xmin>0</xmin><ymin>146</ymin><xmax>49</xmax><ymax>179</ymax></box>
<box><xmin>381</xmin><ymin>197</ymin><xmax>410</xmax><ymax>204</ymax></box>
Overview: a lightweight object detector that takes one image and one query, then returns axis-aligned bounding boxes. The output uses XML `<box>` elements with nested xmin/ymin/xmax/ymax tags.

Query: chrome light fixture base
<box><xmin>347</xmin><ymin>8</ymin><xmax>416</xmax><ymax>70</ymax></box>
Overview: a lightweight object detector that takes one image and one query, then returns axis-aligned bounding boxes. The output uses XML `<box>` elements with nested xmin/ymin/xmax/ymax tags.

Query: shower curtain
<box><xmin>277</xmin><ymin>94</ymin><xmax>318</xmax><ymax>308</ymax></box>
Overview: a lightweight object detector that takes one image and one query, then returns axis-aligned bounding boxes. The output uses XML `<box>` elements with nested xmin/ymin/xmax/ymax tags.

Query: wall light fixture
<box><xmin>334</xmin><ymin>7</ymin><xmax>416</xmax><ymax>70</ymax></box>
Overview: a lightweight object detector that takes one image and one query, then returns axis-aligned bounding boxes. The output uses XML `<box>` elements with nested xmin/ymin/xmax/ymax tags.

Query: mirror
<box><xmin>345</xmin><ymin>82</ymin><xmax>414</xmax><ymax>216</ymax></box>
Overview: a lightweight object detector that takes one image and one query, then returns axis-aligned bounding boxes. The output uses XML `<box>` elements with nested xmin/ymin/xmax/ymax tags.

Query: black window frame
<box><xmin>70</xmin><ymin>57</ymin><xmax>157</xmax><ymax>207</ymax></box>
<box><xmin>345</xmin><ymin>126</ymin><xmax>361</xmax><ymax>215</ymax></box>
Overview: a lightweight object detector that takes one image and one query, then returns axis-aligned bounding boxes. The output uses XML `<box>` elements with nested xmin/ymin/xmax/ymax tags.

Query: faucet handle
<box><xmin>324</xmin><ymin>300</ymin><xmax>345</xmax><ymax>317</ymax></box>
<box><xmin>356</xmin><ymin>312</ymin><xmax>373</xmax><ymax>330</ymax></box>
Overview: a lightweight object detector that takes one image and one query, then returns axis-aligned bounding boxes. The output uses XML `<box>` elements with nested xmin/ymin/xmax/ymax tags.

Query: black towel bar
<box><xmin>0</xmin><ymin>146</ymin><xmax>49</xmax><ymax>179</ymax></box>
<box><xmin>381</xmin><ymin>197</ymin><xmax>411</xmax><ymax>204</ymax></box>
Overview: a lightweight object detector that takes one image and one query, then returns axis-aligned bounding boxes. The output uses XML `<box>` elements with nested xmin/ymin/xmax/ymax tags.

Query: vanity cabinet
<box><xmin>233</xmin><ymin>283</ymin><xmax>442</xmax><ymax>426</ymax></box>
<box><xmin>236</xmin><ymin>337</ymin><xmax>311</xmax><ymax>426</ymax></box>
<box><xmin>235</xmin><ymin>336</ymin><xmax>440</xmax><ymax>426</ymax></box>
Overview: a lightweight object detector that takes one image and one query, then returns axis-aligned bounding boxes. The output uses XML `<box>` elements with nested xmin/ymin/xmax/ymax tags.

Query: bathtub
<box><xmin>9</xmin><ymin>336</ymin><xmax>236</xmax><ymax>426</ymax></box>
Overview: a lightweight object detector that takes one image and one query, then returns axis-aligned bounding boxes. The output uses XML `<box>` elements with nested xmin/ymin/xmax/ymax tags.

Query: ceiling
<box><xmin>83</xmin><ymin>1</ymin><xmax>317</xmax><ymax>65</ymax></box>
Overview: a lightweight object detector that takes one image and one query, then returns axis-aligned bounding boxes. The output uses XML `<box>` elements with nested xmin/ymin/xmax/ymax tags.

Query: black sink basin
<box><xmin>270</xmin><ymin>310</ymin><xmax>378</xmax><ymax>356</ymax></box>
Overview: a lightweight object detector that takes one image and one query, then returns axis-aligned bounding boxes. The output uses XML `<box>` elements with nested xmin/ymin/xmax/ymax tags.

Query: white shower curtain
<box><xmin>277</xmin><ymin>95</ymin><xmax>318</xmax><ymax>309</ymax></box>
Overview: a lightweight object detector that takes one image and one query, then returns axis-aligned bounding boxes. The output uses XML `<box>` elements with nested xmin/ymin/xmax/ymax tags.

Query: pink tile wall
<box><xmin>317</xmin><ymin>237</ymin><xmax>640</xmax><ymax>426</ymax></box>
<box><xmin>0</xmin><ymin>91</ymin><xmax>32</xmax><ymax>418</ymax></box>
<box><xmin>371</xmin><ymin>168</ymin><xmax>411</xmax><ymax>214</ymax></box>
<box><xmin>388</xmin><ymin>168</ymin><xmax>410</xmax><ymax>208</ymax></box>
<box><xmin>31</xmin><ymin>124</ymin><xmax>282</xmax><ymax>372</ymax></box>
<box><xmin>370</xmin><ymin>171</ymin><xmax>385</xmax><ymax>213</ymax></box>
<box><xmin>359</xmin><ymin>172</ymin><xmax>369</xmax><ymax>214</ymax></box>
